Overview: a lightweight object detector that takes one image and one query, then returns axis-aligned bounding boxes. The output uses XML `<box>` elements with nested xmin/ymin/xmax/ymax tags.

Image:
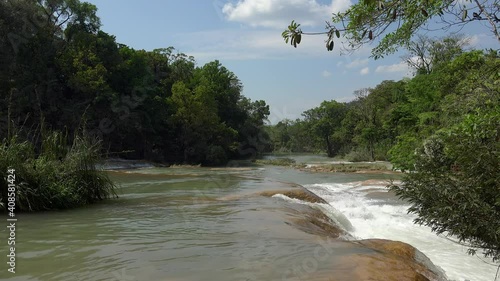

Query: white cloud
<box><xmin>375</xmin><ymin>62</ymin><xmax>408</xmax><ymax>74</ymax></box>
<box><xmin>452</xmin><ymin>0</ymin><xmax>476</xmax><ymax>7</ymax></box>
<box><xmin>467</xmin><ymin>33</ymin><xmax>496</xmax><ymax>49</ymax></box>
<box><xmin>222</xmin><ymin>0</ymin><xmax>351</xmax><ymax>29</ymax></box>
<box><xmin>267</xmin><ymin>98</ymin><xmax>321</xmax><ymax>124</ymax></box>
<box><xmin>346</xmin><ymin>58</ymin><xmax>369</xmax><ymax>68</ymax></box>
<box><xmin>322</xmin><ymin>70</ymin><xmax>332</xmax><ymax>77</ymax></box>
<box><xmin>360</xmin><ymin>67</ymin><xmax>369</xmax><ymax>75</ymax></box>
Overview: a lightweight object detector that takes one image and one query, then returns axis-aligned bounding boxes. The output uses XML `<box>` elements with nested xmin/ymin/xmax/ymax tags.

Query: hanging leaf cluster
<box><xmin>325</xmin><ymin>28</ymin><xmax>341</xmax><ymax>51</ymax></box>
<box><xmin>282</xmin><ymin>20</ymin><xmax>302</xmax><ymax>48</ymax></box>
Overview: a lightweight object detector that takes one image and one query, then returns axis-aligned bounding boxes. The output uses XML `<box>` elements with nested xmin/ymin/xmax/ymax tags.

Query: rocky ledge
<box><xmin>332</xmin><ymin>239</ymin><xmax>448</xmax><ymax>281</ymax></box>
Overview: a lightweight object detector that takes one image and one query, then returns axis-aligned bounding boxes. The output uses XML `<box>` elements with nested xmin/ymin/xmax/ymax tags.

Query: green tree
<box><xmin>303</xmin><ymin>100</ymin><xmax>347</xmax><ymax>157</ymax></box>
<box><xmin>282</xmin><ymin>0</ymin><xmax>499</xmax><ymax>58</ymax></box>
<box><xmin>169</xmin><ymin>81</ymin><xmax>227</xmax><ymax>164</ymax></box>
<box><xmin>390</xmin><ymin>106</ymin><xmax>500</xmax><ymax>261</ymax></box>
<box><xmin>236</xmin><ymin>97</ymin><xmax>270</xmax><ymax>158</ymax></box>
<box><xmin>272</xmin><ymin>120</ymin><xmax>292</xmax><ymax>152</ymax></box>
<box><xmin>192</xmin><ymin>60</ymin><xmax>245</xmax><ymax>129</ymax></box>
<box><xmin>266</xmin><ymin>118</ymin><xmax>329</xmax><ymax>154</ymax></box>
<box><xmin>439</xmin><ymin>50</ymin><xmax>500</xmax><ymax>126</ymax></box>
<box><xmin>0</xmin><ymin>0</ymin><xmax>103</xmax><ymax>137</ymax></box>
<box><xmin>348</xmin><ymin>83</ymin><xmax>396</xmax><ymax>161</ymax></box>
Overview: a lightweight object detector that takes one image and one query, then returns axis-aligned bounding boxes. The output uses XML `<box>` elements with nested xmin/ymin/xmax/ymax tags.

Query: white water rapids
<box><xmin>301</xmin><ymin>181</ymin><xmax>500</xmax><ymax>281</ymax></box>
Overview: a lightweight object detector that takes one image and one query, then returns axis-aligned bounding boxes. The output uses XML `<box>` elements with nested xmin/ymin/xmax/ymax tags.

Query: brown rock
<box><xmin>330</xmin><ymin>239</ymin><xmax>447</xmax><ymax>281</ymax></box>
<box><xmin>360</xmin><ymin>239</ymin><xmax>416</xmax><ymax>259</ymax></box>
<box><xmin>289</xmin><ymin>209</ymin><xmax>346</xmax><ymax>238</ymax></box>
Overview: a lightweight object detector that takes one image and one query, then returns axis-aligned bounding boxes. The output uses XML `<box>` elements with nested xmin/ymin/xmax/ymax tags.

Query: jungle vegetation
<box><xmin>0</xmin><ymin>0</ymin><xmax>270</xmax><ymax>211</ymax></box>
<box><xmin>280</xmin><ymin>4</ymin><xmax>500</xmax><ymax>261</ymax></box>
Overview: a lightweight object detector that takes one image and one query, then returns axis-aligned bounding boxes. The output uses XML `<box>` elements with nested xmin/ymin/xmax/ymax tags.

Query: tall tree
<box><xmin>303</xmin><ymin>100</ymin><xmax>347</xmax><ymax>157</ymax></box>
<box><xmin>403</xmin><ymin>34</ymin><xmax>469</xmax><ymax>74</ymax></box>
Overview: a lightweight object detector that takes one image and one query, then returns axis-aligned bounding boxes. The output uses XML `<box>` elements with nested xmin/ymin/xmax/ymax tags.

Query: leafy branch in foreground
<box><xmin>389</xmin><ymin>106</ymin><xmax>500</xmax><ymax>261</ymax></box>
<box><xmin>283</xmin><ymin>0</ymin><xmax>500</xmax><ymax>58</ymax></box>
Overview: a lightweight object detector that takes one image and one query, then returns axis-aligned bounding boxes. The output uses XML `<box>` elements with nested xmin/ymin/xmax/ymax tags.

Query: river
<box><xmin>1</xmin><ymin>155</ymin><xmax>498</xmax><ymax>281</ymax></box>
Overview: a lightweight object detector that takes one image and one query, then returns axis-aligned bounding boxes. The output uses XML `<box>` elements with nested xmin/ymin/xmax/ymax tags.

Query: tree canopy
<box><xmin>282</xmin><ymin>0</ymin><xmax>500</xmax><ymax>58</ymax></box>
<box><xmin>0</xmin><ymin>0</ymin><xmax>270</xmax><ymax>166</ymax></box>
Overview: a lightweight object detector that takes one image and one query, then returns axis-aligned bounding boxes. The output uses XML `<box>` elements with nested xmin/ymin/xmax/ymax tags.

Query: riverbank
<box><xmin>101</xmin><ymin>155</ymin><xmax>397</xmax><ymax>175</ymax></box>
<box><xmin>255</xmin><ymin>156</ymin><xmax>398</xmax><ymax>174</ymax></box>
<box><xmin>297</xmin><ymin>162</ymin><xmax>398</xmax><ymax>174</ymax></box>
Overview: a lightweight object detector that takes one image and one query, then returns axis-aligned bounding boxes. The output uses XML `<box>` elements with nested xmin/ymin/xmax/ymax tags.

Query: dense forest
<box><xmin>0</xmin><ymin>0</ymin><xmax>270</xmax><ymax>211</ymax></box>
<box><xmin>0</xmin><ymin>0</ymin><xmax>270</xmax><ymax>167</ymax></box>
<box><xmin>266</xmin><ymin>36</ymin><xmax>499</xmax><ymax>171</ymax></box>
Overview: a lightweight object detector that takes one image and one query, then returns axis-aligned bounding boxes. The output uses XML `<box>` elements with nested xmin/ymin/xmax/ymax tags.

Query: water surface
<box><xmin>1</xmin><ymin>159</ymin><xmax>497</xmax><ymax>281</ymax></box>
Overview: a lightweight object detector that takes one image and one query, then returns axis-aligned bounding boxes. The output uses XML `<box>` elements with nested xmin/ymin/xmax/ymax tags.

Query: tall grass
<box><xmin>0</xmin><ymin>130</ymin><xmax>117</xmax><ymax>212</ymax></box>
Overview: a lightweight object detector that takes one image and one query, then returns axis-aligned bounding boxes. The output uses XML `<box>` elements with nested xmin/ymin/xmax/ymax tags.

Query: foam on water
<box><xmin>305</xmin><ymin>182</ymin><xmax>499</xmax><ymax>281</ymax></box>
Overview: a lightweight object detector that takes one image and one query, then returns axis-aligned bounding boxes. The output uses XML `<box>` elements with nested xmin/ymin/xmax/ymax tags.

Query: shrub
<box><xmin>345</xmin><ymin>148</ymin><xmax>372</xmax><ymax>162</ymax></box>
<box><xmin>388</xmin><ymin>133</ymin><xmax>421</xmax><ymax>171</ymax></box>
<box><xmin>0</xmin><ymin>131</ymin><xmax>117</xmax><ymax>212</ymax></box>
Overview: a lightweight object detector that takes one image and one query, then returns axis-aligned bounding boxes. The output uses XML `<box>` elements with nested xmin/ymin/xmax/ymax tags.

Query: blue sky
<box><xmin>85</xmin><ymin>0</ymin><xmax>498</xmax><ymax>123</ymax></box>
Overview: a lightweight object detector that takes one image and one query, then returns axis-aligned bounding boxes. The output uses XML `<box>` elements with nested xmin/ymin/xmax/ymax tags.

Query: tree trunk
<box><xmin>369</xmin><ymin>141</ymin><xmax>375</xmax><ymax>161</ymax></box>
<box><xmin>7</xmin><ymin>88</ymin><xmax>13</xmax><ymax>140</ymax></box>
<box><xmin>325</xmin><ymin>135</ymin><xmax>334</xmax><ymax>157</ymax></box>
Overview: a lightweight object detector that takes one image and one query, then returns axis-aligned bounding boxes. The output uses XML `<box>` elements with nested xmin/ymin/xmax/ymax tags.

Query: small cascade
<box><xmin>304</xmin><ymin>181</ymin><xmax>499</xmax><ymax>281</ymax></box>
